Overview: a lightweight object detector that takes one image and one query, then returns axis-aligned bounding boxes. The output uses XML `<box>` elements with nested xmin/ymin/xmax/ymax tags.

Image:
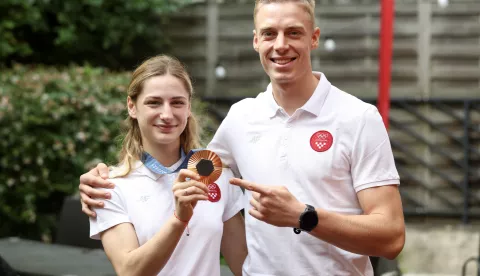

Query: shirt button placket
<box><xmin>280</xmin><ymin>122</ymin><xmax>291</xmax><ymax>161</ymax></box>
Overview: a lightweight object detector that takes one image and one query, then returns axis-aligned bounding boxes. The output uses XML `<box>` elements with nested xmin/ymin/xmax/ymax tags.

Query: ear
<box><xmin>253</xmin><ymin>29</ymin><xmax>259</xmax><ymax>52</ymax></box>
<box><xmin>311</xmin><ymin>27</ymin><xmax>321</xmax><ymax>49</ymax></box>
<box><xmin>127</xmin><ymin>96</ymin><xmax>137</xmax><ymax>119</ymax></box>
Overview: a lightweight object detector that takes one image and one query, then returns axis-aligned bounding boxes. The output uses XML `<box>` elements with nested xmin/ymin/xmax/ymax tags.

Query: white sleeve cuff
<box><xmin>90</xmin><ymin>217</ymin><xmax>131</xmax><ymax>240</ymax></box>
<box><xmin>355</xmin><ymin>179</ymin><xmax>400</xmax><ymax>193</ymax></box>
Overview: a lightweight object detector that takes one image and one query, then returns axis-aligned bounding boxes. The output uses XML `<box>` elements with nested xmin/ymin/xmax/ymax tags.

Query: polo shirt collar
<box><xmin>130</xmin><ymin>155</ymin><xmax>185</xmax><ymax>181</ymax></box>
<box><xmin>132</xmin><ymin>161</ymin><xmax>161</xmax><ymax>181</ymax></box>
<box><xmin>108</xmin><ymin>161</ymin><xmax>158</xmax><ymax>181</ymax></box>
<box><xmin>263</xmin><ymin>72</ymin><xmax>331</xmax><ymax>118</ymax></box>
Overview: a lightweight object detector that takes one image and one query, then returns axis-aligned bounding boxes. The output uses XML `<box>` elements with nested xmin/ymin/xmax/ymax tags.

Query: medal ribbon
<box><xmin>141</xmin><ymin>149</ymin><xmax>202</xmax><ymax>175</ymax></box>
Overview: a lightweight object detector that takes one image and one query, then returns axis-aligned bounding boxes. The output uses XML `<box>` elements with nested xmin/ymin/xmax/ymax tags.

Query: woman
<box><xmin>89</xmin><ymin>55</ymin><xmax>247</xmax><ymax>276</ymax></box>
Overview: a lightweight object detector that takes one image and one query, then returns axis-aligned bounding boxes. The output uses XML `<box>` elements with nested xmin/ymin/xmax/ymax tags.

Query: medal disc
<box><xmin>187</xmin><ymin>150</ymin><xmax>223</xmax><ymax>184</ymax></box>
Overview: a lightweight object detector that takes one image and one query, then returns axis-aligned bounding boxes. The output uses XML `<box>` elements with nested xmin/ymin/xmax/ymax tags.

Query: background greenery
<box><xmin>0</xmin><ymin>0</ymin><xmax>222</xmax><ymax>242</ymax></box>
<box><xmin>0</xmin><ymin>0</ymin><xmax>188</xmax><ymax>69</ymax></box>
<box><xmin>0</xmin><ymin>64</ymin><xmax>216</xmax><ymax>241</ymax></box>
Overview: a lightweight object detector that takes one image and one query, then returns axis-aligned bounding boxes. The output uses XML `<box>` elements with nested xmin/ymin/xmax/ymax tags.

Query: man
<box><xmin>79</xmin><ymin>0</ymin><xmax>405</xmax><ymax>275</ymax></box>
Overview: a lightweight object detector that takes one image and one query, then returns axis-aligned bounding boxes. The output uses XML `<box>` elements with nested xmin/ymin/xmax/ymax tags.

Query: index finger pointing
<box><xmin>229</xmin><ymin>178</ymin><xmax>270</xmax><ymax>195</ymax></box>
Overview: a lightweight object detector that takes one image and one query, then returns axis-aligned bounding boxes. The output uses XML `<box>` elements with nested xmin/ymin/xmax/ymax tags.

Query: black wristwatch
<box><xmin>293</xmin><ymin>204</ymin><xmax>318</xmax><ymax>234</ymax></box>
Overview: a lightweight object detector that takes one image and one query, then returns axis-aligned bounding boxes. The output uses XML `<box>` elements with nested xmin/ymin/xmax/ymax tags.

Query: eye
<box><xmin>290</xmin><ymin>31</ymin><xmax>301</xmax><ymax>36</ymax></box>
<box><xmin>262</xmin><ymin>31</ymin><xmax>275</xmax><ymax>38</ymax></box>
<box><xmin>146</xmin><ymin>100</ymin><xmax>161</xmax><ymax>105</ymax></box>
<box><xmin>172</xmin><ymin>101</ymin><xmax>186</xmax><ymax>106</ymax></box>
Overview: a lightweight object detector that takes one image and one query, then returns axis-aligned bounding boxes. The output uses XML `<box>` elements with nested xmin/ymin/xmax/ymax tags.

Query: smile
<box><xmin>154</xmin><ymin>124</ymin><xmax>176</xmax><ymax>131</ymax></box>
<box><xmin>270</xmin><ymin>57</ymin><xmax>296</xmax><ymax>65</ymax></box>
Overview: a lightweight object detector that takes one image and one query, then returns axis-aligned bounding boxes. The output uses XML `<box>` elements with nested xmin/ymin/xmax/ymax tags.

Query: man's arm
<box><xmin>230</xmin><ymin>179</ymin><xmax>405</xmax><ymax>260</ymax></box>
<box><xmin>221</xmin><ymin>212</ymin><xmax>248</xmax><ymax>276</ymax></box>
<box><xmin>304</xmin><ymin>105</ymin><xmax>404</xmax><ymax>259</ymax></box>
<box><xmin>308</xmin><ymin>185</ymin><xmax>404</xmax><ymax>259</ymax></box>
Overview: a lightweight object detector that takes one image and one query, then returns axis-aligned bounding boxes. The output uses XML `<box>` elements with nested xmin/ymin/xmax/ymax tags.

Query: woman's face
<box><xmin>128</xmin><ymin>74</ymin><xmax>191</xmax><ymax>153</ymax></box>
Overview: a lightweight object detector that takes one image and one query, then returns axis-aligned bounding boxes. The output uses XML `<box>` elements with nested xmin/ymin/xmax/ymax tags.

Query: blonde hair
<box><xmin>254</xmin><ymin>0</ymin><xmax>316</xmax><ymax>29</ymax></box>
<box><xmin>115</xmin><ymin>55</ymin><xmax>200</xmax><ymax>177</ymax></box>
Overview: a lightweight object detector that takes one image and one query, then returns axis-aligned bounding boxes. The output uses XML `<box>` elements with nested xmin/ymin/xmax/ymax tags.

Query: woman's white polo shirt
<box><xmin>89</xmin><ymin>159</ymin><xmax>245</xmax><ymax>276</ymax></box>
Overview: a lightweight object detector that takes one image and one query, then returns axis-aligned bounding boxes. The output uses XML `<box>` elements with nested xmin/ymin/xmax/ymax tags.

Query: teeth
<box><xmin>273</xmin><ymin>58</ymin><xmax>293</xmax><ymax>65</ymax></box>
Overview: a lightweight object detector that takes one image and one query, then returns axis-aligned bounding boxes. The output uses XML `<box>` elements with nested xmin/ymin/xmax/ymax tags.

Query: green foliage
<box><xmin>0</xmin><ymin>0</ymin><xmax>45</xmax><ymax>58</ymax></box>
<box><xmin>0</xmin><ymin>64</ymin><xmax>216</xmax><ymax>241</ymax></box>
<box><xmin>0</xmin><ymin>0</ymin><xmax>189</xmax><ymax>69</ymax></box>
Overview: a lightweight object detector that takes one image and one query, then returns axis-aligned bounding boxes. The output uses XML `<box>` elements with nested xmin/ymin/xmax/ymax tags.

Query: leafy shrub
<box><xmin>0</xmin><ymin>0</ymin><xmax>189</xmax><ymax>69</ymax></box>
<box><xmin>0</xmin><ymin>64</ymin><xmax>216</xmax><ymax>241</ymax></box>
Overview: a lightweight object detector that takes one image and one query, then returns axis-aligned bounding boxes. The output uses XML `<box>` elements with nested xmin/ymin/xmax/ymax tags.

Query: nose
<box><xmin>160</xmin><ymin>103</ymin><xmax>173</xmax><ymax>122</ymax></box>
<box><xmin>274</xmin><ymin>33</ymin><xmax>289</xmax><ymax>52</ymax></box>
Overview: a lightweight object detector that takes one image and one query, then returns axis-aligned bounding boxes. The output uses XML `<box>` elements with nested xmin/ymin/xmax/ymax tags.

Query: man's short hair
<box><xmin>253</xmin><ymin>0</ymin><xmax>316</xmax><ymax>29</ymax></box>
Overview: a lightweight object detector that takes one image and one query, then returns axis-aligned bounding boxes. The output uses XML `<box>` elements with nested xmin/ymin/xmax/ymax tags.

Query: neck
<box><xmin>271</xmin><ymin>73</ymin><xmax>319</xmax><ymax>115</ymax></box>
<box><xmin>143</xmin><ymin>140</ymin><xmax>181</xmax><ymax>167</ymax></box>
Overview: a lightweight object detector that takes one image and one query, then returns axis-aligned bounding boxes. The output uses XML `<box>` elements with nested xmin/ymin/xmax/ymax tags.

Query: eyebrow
<box><xmin>144</xmin><ymin>96</ymin><xmax>188</xmax><ymax>101</ymax></box>
<box><xmin>259</xmin><ymin>27</ymin><xmax>275</xmax><ymax>33</ymax></box>
<box><xmin>286</xmin><ymin>26</ymin><xmax>305</xmax><ymax>31</ymax></box>
<box><xmin>259</xmin><ymin>25</ymin><xmax>306</xmax><ymax>33</ymax></box>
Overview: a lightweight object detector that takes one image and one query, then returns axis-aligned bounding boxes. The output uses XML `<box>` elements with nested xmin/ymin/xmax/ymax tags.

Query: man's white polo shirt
<box><xmin>89</xmin><ymin>159</ymin><xmax>245</xmax><ymax>276</ymax></box>
<box><xmin>208</xmin><ymin>72</ymin><xmax>400</xmax><ymax>276</ymax></box>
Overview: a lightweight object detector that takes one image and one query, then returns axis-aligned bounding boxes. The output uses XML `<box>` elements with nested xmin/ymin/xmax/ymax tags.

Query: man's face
<box><xmin>253</xmin><ymin>2</ymin><xmax>320</xmax><ymax>84</ymax></box>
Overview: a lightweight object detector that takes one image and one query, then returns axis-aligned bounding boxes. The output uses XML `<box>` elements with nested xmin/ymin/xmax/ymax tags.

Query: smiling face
<box><xmin>253</xmin><ymin>1</ymin><xmax>320</xmax><ymax>85</ymax></box>
<box><xmin>127</xmin><ymin>74</ymin><xmax>191</xmax><ymax>154</ymax></box>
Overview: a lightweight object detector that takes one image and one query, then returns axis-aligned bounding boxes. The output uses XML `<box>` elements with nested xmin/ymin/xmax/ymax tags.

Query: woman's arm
<box><xmin>97</xmin><ymin>169</ymin><xmax>209</xmax><ymax>276</ymax></box>
<box><xmin>220</xmin><ymin>212</ymin><xmax>248</xmax><ymax>276</ymax></box>
<box><xmin>101</xmin><ymin>217</ymin><xmax>186</xmax><ymax>276</ymax></box>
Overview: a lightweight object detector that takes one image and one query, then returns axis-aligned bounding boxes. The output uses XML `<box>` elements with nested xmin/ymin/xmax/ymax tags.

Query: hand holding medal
<box><xmin>187</xmin><ymin>150</ymin><xmax>222</xmax><ymax>202</ymax></box>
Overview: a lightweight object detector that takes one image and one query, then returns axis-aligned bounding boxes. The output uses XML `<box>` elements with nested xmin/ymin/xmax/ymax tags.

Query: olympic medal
<box><xmin>187</xmin><ymin>150</ymin><xmax>223</xmax><ymax>184</ymax></box>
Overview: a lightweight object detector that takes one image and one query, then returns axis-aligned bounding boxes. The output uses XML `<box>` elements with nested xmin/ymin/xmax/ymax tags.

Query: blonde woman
<box><xmin>89</xmin><ymin>55</ymin><xmax>247</xmax><ymax>276</ymax></box>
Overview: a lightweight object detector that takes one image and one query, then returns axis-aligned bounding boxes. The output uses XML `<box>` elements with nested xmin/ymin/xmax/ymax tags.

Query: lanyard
<box><xmin>141</xmin><ymin>149</ymin><xmax>202</xmax><ymax>175</ymax></box>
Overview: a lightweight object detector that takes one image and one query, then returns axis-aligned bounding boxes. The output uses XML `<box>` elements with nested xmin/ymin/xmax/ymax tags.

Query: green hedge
<box><xmin>0</xmin><ymin>64</ymin><xmax>216</xmax><ymax>241</ymax></box>
<box><xmin>0</xmin><ymin>0</ymin><xmax>189</xmax><ymax>69</ymax></box>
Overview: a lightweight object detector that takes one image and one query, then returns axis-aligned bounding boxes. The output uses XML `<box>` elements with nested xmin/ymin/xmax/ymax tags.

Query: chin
<box><xmin>270</xmin><ymin>73</ymin><xmax>295</xmax><ymax>84</ymax></box>
<box><xmin>154</xmin><ymin>133</ymin><xmax>180</xmax><ymax>145</ymax></box>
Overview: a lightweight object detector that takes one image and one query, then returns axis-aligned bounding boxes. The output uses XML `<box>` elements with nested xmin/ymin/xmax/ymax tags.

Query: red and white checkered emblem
<box><xmin>207</xmin><ymin>183</ymin><xmax>221</xmax><ymax>203</ymax></box>
<box><xmin>310</xmin><ymin>130</ymin><xmax>333</xmax><ymax>152</ymax></box>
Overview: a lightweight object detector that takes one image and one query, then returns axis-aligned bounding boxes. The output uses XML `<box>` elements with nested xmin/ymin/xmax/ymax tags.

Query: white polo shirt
<box><xmin>89</xmin><ymin>160</ymin><xmax>245</xmax><ymax>276</ymax></box>
<box><xmin>207</xmin><ymin>72</ymin><xmax>400</xmax><ymax>276</ymax></box>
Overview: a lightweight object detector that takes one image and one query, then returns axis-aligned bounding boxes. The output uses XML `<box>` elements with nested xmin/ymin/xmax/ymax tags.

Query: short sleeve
<box><xmin>207</xmin><ymin>108</ymin><xmax>241</xmax><ymax>178</ymax></box>
<box><xmin>220</xmin><ymin>168</ymin><xmax>245</xmax><ymax>222</ymax></box>
<box><xmin>351</xmin><ymin>106</ymin><xmax>400</xmax><ymax>192</ymax></box>
<box><xmin>89</xmin><ymin>183</ymin><xmax>131</xmax><ymax>240</ymax></box>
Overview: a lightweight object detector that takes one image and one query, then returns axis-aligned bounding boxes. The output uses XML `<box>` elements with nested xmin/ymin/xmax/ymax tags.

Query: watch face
<box><xmin>302</xmin><ymin>211</ymin><xmax>319</xmax><ymax>231</ymax></box>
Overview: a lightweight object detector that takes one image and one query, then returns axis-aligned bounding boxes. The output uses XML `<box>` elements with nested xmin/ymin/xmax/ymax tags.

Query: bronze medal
<box><xmin>187</xmin><ymin>150</ymin><xmax>223</xmax><ymax>184</ymax></box>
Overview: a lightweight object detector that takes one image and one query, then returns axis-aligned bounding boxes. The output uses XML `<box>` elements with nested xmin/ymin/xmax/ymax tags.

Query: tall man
<box><xmin>79</xmin><ymin>0</ymin><xmax>405</xmax><ymax>274</ymax></box>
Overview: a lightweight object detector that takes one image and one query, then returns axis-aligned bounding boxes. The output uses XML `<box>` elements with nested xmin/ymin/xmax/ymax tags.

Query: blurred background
<box><xmin>0</xmin><ymin>0</ymin><xmax>479</xmax><ymax>275</ymax></box>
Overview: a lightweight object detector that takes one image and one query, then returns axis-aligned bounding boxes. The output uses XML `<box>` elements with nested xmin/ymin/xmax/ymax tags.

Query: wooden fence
<box><xmin>166</xmin><ymin>0</ymin><xmax>480</xmax><ymax>221</ymax></box>
<box><xmin>167</xmin><ymin>0</ymin><xmax>480</xmax><ymax>99</ymax></box>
